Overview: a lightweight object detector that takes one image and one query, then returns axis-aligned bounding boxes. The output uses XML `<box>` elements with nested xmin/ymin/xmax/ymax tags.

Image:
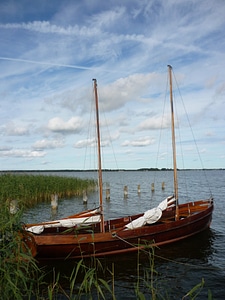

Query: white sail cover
<box><xmin>26</xmin><ymin>209</ymin><xmax>101</xmax><ymax>234</ymax></box>
<box><xmin>125</xmin><ymin>195</ymin><xmax>175</xmax><ymax>230</ymax></box>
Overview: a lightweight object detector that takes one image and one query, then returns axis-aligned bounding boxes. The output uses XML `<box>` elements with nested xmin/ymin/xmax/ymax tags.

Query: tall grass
<box><xmin>0</xmin><ymin>201</ymin><xmax>42</xmax><ymax>299</ymax></box>
<box><xmin>0</xmin><ymin>173</ymin><xmax>96</xmax><ymax>208</ymax></box>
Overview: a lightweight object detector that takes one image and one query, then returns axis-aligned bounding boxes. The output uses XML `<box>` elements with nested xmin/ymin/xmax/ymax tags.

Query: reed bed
<box><xmin>0</xmin><ymin>203</ymin><xmax>42</xmax><ymax>299</ymax></box>
<box><xmin>0</xmin><ymin>173</ymin><xmax>96</xmax><ymax>208</ymax></box>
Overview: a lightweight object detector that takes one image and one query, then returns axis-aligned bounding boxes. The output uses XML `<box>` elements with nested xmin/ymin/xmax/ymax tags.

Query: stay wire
<box><xmin>172</xmin><ymin>70</ymin><xmax>213</xmax><ymax>197</ymax></box>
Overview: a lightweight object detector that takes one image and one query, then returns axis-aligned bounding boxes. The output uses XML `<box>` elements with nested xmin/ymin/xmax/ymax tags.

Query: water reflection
<box><xmin>155</xmin><ymin>228</ymin><xmax>215</xmax><ymax>263</ymax></box>
<box><xmin>39</xmin><ymin>228</ymin><xmax>216</xmax><ymax>300</ymax></box>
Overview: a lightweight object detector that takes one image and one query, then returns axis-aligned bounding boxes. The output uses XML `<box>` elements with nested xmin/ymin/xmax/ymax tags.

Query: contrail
<box><xmin>0</xmin><ymin>56</ymin><xmax>98</xmax><ymax>71</ymax></box>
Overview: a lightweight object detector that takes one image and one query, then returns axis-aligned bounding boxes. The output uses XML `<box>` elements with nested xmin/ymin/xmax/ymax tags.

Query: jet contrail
<box><xmin>0</xmin><ymin>56</ymin><xmax>98</xmax><ymax>71</ymax></box>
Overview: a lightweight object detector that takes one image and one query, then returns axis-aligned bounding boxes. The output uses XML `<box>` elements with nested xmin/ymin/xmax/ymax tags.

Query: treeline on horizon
<box><xmin>0</xmin><ymin>167</ymin><xmax>223</xmax><ymax>173</ymax></box>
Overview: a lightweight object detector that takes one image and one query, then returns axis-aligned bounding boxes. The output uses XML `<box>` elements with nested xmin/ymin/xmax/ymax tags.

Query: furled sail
<box><xmin>125</xmin><ymin>196</ymin><xmax>175</xmax><ymax>230</ymax></box>
<box><xmin>26</xmin><ymin>209</ymin><xmax>101</xmax><ymax>234</ymax></box>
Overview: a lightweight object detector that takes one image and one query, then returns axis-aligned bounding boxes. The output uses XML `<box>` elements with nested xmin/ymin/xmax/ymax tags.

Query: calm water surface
<box><xmin>23</xmin><ymin>170</ymin><xmax>225</xmax><ymax>299</ymax></box>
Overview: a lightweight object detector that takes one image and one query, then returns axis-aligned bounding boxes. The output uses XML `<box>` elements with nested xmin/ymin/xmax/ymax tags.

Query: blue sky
<box><xmin>0</xmin><ymin>0</ymin><xmax>224</xmax><ymax>170</ymax></box>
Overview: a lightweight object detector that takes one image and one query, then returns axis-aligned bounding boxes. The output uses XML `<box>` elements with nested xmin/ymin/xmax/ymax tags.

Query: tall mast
<box><xmin>92</xmin><ymin>79</ymin><xmax>105</xmax><ymax>233</ymax></box>
<box><xmin>167</xmin><ymin>65</ymin><xmax>179</xmax><ymax>220</ymax></box>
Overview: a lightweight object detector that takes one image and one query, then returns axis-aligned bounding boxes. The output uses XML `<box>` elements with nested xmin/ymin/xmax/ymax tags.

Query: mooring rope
<box><xmin>112</xmin><ymin>232</ymin><xmax>143</xmax><ymax>249</ymax></box>
<box><xmin>112</xmin><ymin>231</ymin><xmax>218</xmax><ymax>271</ymax></box>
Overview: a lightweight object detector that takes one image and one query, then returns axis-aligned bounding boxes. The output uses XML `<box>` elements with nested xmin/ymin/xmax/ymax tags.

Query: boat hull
<box><xmin>22</xmin><ymin>199</ymin><xmax>213</xmax><ymax>260</ymax></box>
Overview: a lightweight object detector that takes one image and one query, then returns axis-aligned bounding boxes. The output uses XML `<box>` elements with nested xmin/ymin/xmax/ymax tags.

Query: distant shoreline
<box><xmin>0</xmin><ymin>168</ymin><xmax>224</xmax><ymax>173</ymax></box>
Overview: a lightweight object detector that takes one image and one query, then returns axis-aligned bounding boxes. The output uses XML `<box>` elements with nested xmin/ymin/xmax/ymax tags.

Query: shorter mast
<box><xmin>92</xmin><ymin>79</ymin><xmax>105</xmax><ymax>233</ymax></box>
<box><xmin>167</xmin><ymin>65</ymin><xmax>179</xmax><ymax>220</ymax></box>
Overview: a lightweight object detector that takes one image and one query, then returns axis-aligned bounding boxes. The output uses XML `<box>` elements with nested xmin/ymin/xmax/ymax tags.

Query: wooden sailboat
<box><xmin>22</xmin><ymin>68</ymin><xmax>214</xmax><ymax>260</ymax></box>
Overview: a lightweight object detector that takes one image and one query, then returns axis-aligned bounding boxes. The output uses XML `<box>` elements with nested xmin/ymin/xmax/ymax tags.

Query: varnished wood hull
<box><xmin>22</xmin><ymin>199</ymin><xmax>213</xmax><ymax>260</ymax></box>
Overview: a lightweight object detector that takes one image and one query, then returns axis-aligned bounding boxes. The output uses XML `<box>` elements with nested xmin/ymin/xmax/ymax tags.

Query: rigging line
<box><xmin>113</xmin><ymin>232</ymin><xmax>147</xmax><ymax>249</ymax></box>
<box><xmin>100</xmin><ymin>100</ymin><xmax>120</xmax><ymax>171</ymax></box>
<box><xmin>171</xmin><ymin>69</ymin><xmax>187</xmax><ymax>170</ymax></box>
<box><xmin>152</xmin><ymin>72</ymin><xmax>171</xmax><ymax>201</ymax></box>
<box><xmin>83</xmin><ymin>89</ymin><xmax>95</xmax><ymax>171</ymax></box>
<box><xmin>153</xmin><ymin>253</ymin><xmax>219</xmax><ymax>271</ymax></box>
<box><xmin>172</xmin><ymin>88</ymin><xmax>189</xmax><ymax>200</ymax></box>
<box><xmin>104</xmin><ymin>117</ymin><xmax>119</xmax><ymax>170</ymax></box>
<box><xmin>153</xmin><ymin>73</ymin><xmax>169</xmax><ymax>181</ymax></box>
<box><xmin>172</xmin><ymin>70</ymin><xmax>213</xmax><ymax>197</ymax></box>
<box><xmin>114</xmin><ymin>233</ymin><xmax>217</xmax><ymax>271</ymax></box>
<box><xmin>100</xmin><ymin>102</ymin><xmax>121</xmax><ymax>194</ymax></box>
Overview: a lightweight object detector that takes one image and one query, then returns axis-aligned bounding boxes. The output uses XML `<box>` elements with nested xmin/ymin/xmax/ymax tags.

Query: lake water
<box><xmin>22</xmin><ymin>170</ymin><xmax>225</xmax><ymax>299</ymax></box>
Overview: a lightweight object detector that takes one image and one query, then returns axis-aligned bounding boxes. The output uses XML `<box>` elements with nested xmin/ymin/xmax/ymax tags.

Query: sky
<box><xmin>0</xmin><ymin>0</ymin><xmax>224</xmax><ymax>171</ymax></box>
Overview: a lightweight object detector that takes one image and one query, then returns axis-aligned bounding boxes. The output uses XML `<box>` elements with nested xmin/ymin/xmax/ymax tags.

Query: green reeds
<box><xmin>41</xmin><ymin>259</ymin><xmax>116</xmax><ymax>300</ymax></box>
<box><xmin>0</xmin><ymin>202</ymin><xmax>42</xmax><ymax>299</ymax></box>
<box><xmin>0</xmin><ymin>174</ymin><xmax>96</xmax><ymax>208</ymax></box>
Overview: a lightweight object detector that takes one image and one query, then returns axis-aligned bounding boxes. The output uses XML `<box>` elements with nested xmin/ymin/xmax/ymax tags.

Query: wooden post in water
<box><xmin>137</xmin><ymin>184</ymin><xmax>141</xmax><ymax>194</ymax></box>
<box><xmin>51</xmin><ymin>194</ymin><xmax>58</xmax><ymax>210</ymax></box>
<box><xmin>124</xmin><ymin>185</ymin><xmax>128</xmax><ymax>198</ymax></box>
<box><xmin>106</xmin><ymin>188</ymin><xmax>110</xmax><ymax>200</ymax></box>
<box><xmin>9</xmin><ymin>199</ymin><xmax>18</xmax><ymax>214</ymax></box>
<box><xmin>83</xmin><ymin>190</ymin><xmax>88</xmax><ymax>203</ymax></box>
<box><xmin>151</xmin><ymin>183</ymin><xmax>155</xmax><ymax>192</ymax></box>
<box><xmin>162</xmin><ymin>182</ymin><xmax>165</xmax><ymax>190</ymax></box>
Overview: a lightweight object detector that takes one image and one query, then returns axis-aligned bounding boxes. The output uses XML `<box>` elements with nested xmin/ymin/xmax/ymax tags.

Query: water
<box><xmin>22</xmin><ymin>170</ymin><xmax>225</xmax><ymax>299</ymax></box>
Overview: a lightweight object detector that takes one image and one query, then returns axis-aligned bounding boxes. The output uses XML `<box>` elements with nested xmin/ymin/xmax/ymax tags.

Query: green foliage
<box><xmin>0</xmin><ymin>203</ymin><xmax>43</xmax><ymax>299</ymax></box>
<box><xmin>39</xmin><ymin>259</ymin><xmax>116</xmax><ymax>300</ymax></box>
<box><xmin>0</xmin><ymin>173</ymin><xmax>96</xmax><ymax>208</ymax></box>
<box><xmin>182</xmin><ymin>278</ymin><xmax>205</xmax><ymax>300</ymax></box>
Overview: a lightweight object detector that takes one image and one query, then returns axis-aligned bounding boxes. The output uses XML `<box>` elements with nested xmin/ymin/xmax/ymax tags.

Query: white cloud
<box><xmin>33</xmin><ymin>139</ymin><xmax>65</xmax><ymax>150</ymax></box>
<box><xmin>138</xmin><ymin>115</ymin><xmax>170</xmax><ymax>131</ymax></box>
<box><xmin>47</xmin><ymin>117</ymin><xmax>83</xmax><ymax>134</ymax></box>
<box><xmin>0</xmin><ymin>21</ymin><xmax>100</xmax><ymax>37</ymax></box>
<box><xmin>122</xmin><ymin>136</ymin><xmax>155</xmax><ymax>147</ymax></box>
<box><xmin>99</xmin><ymin>73</ymin><xmax>158</xmax><ymax>111</ymax></box>
<box><xmin>0</xmin><ymin>145</ymin><xmax>12</xmax><ymax>151</ymax></box>
<box><xmin>0</xmin><ymin>149</ymin><xmax>46</xmax><ymax>158</ymax></box>
<box><xmin>74</xmin><ymin>137</ymin><xmax>110</xmax><ymax>149</ymax></box>
<box><xmin>89</xmin><ymin>6</ymin><xmax>126</xmax><ymax>29</ymax></box>
<box><xmin>74</xmin><ymin>138</ymin><xmax>96</xmax><ymax>149</ymax></box>
<box><xmin>3</xmin><ymin>122</ymin><xmax>29</xmax><ymax>136</ymax></box>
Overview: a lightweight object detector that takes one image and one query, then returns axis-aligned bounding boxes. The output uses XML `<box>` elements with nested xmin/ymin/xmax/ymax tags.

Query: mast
<box><xmin>92</xmin><ymin>79</ymin><xmax>105</xmax><ymax>233</ymax></box>
<box><xmin>167</xmin><ymin>65</ymin><xmax>179</xmax><ymax>220</ymax></box>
